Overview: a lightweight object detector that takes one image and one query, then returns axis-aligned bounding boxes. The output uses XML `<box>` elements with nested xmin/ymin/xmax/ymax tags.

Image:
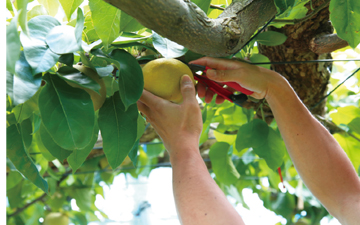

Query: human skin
<box><xmin>137</xmin><ymin>75</ymin><xmax>245</xmax><ymax>225</ymax></box>
<box><xmin>137</xmin><ymin>57</ymin><xmax>360</xmax><ymax>225</ymax></box>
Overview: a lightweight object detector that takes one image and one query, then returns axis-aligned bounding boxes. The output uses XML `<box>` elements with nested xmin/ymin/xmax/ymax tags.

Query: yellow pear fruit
<box><xmin>43</xmin><ymin>212</ymin><xmax>69</xmax><ymax>225</ymax></box>
<box><xmin>70</xmin><ymin>65</ymin><xmax>107</xmax><ymax>111</ymax></box>
<box><xmin>142</xmin><ymin>58</ymin><xmax>195</xmax><ymax>103</ymax></box>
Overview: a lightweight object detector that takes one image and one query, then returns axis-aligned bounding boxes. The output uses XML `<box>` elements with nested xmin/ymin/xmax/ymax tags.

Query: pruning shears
<box><xmin>187</xmin><ymin>63</ymin><xmax>254</xmax><ymax>107</ymax></box>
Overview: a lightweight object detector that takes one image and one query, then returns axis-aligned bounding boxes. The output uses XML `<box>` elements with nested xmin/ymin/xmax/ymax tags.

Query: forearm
<box><xmin>169</xmin><ymin>143</ymin><xmax>244</xmax><ymax>225</ymax></box>
<box><xmin>266</xmin><ymin>77</ymin><xmax>360</xmax><ymax>219</ymax></box>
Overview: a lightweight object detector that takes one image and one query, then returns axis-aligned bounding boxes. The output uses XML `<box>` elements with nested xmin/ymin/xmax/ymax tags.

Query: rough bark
<box><xmin>258</xmin><ymin>0</ymin><xmax>333</xmax><ymax>117</ymax></box>
<box><xmin>104</xmin><ymin>0</ymin><xmax>277</xmax><ymax>57</ymax></box>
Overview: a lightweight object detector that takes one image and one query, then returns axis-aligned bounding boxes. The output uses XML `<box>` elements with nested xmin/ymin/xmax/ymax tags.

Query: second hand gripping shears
<box><xmin>187</xmin><ymin>64</ymin><xmax>254</xmax><ymax>107</ymax></box>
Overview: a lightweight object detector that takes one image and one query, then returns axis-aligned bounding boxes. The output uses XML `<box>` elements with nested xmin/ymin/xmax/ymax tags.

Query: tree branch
<box><xmin>103</xmin><ymin>0</ymin><xmax>276</xmax><ymax>56</ymax></box>
<box><xmin>309</xmin><ymin>33</ymin><xmax>349</xmax><ymax>54</ymax></box>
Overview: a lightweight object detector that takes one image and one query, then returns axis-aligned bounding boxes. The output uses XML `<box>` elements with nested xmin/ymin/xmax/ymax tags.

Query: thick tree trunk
<box><xmin>258</xmin><ymin>0</ymin><xmax>332</xmax><ymax>116</ymax></box>
<box><xmin>104</xmin><ymin>0</ymin><xmax>277</xmax><ymax>57</ymax></box>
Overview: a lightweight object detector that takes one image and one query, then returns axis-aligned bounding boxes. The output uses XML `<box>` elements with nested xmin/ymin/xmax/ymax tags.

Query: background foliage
<box><xmin>5</xmin><ymin>0</ymin><xmax>360</xmax><ymax>224</ymax></box>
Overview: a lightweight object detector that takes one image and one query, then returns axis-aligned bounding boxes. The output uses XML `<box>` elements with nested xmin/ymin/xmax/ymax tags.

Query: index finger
<box><xmin>190</xmin><ymin>57</ymin><xmax>243</xmax><ymax>70</ymax></box>
<box><xmin>139</xmin><ymin>89</ymin><xmax>167</xmax><ymax>107</ymax></box>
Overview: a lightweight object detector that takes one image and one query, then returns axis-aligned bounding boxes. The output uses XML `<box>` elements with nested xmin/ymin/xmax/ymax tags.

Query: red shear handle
<box><xmin>203</xmin><ymin>66</ymin><xmax>254</xmax><ymax>95</ymax></box>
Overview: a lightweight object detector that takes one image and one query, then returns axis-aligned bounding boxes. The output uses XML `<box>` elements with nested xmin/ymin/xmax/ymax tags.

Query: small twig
<box><xmin>210</xmin><ymin>4</ymin><xmax>225</xmax><ymax>10</ymax></box>
<box><xmin>273</xmin><ymin>0</ymin><xmax>330</xmax><ymax>25</ymax></box>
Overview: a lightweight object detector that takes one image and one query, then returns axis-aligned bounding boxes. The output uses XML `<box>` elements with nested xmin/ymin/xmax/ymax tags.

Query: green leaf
<box><xmin>20</xmin><ymin>117</ymin><xmax>32</xmax><ymax>150</ymax></box>
<box><xmin>128</xmin><ymin>114</ymin><xmax>146</xmax><ymax>165</ymax></box>
<box><xmin>236</xmin><ymin>119</ymin><xmax>286</xmax><ymax>170</ymax></box>
<box><xmin>256</xmin><ymin>31</ymin><xmax>288</xmax><ymax>46</ymax></box>
<box><xmin>58</xmin><ymin>53</ymin><xmax>74</xmax><ymax>66</ymax></box>
<box><xmin>330</xmin><ymin>105</ymin><xmax>360</xmax><ymax>125</ymax></box>
<box><xmin>112</xmin><ymin>33</ymin><xmax>151</xmax><ymax>45</ymax></box>
<box><xmin>236</xmin><ymin>119</ymin><xmax>269</xmax><ymax>150</ymax></box>
<box><xmin>57</xmin><ymin>66</ymin><xmax>101</xmax><ymax>94</ymax></box>
<box><xmin>330</xmin><ymin>0</ymin><xmax>360</xmax><ymax>48</ymax></box>
<box><xmin>47</xmin><ymin>191</ymin><xmax>67</xmax><ymax>211</ymax></box>
<box><xmin>146</xmin><ymin>142</ymin><xmax>165</xmax><ymax>158</ymax></box>
<box><xmin>67</xmin><ymin>122</ymin><xmax>99</xmax><ymax>172</ymax></box>
<box><xmin>89</xmin><ymin>0</ymin><xmax>120</xmax><ymax>49</ymax></box>
<box><xmin>209</xmin><ymin>142</ymin><xmax>240</xmax><ymax>185</ymax></box>
<box><xmin>83</xmin><ymin>10</ymin><xmax>99</xmax><ymax>43</ymax></box>
<box><xmin>6</xmin><ymin>0</ymin><xmax>13</xmax><ymax>14</ymax></box>
<box><xmin>191</xmin><ymin>0</ymin><xmax>211</xmax><ymax>14</ymax></box>
<box><xmin>39</xmin><ymin>73</ymin><xmax>95</xmax><ymax>150</ymax></box>
<box><xmin>253</xmin><ymin>128</ymin><xmax>286</xmax><ymax>170</ymax></box>
<box><xmin>152</xmin><ymin>32</ymin><xmax>188</xmax><ymax>58</ymax></box>
<box><xmin>7</xmin><ymin>181</ymin><xmax>25</xmax><ymax>208</ymax></box>
<box><xmin>119</xmin><ymin>11</ymin><xmax>145</xmax><ymax>32</ymax></box>
<box><xmin>348</xmin><ymin>117</ymin><xmax>360</xmax><ymax>134</ymax></box>
<box><xmin>7</xmin><ymin>124</ymin><xmax>48</xmax><ymax>193</ymax></box>
<box><xmin>17</xmin><ymin>0</ymin><xmax>29</xmax><ymax>36</ymax></box>
<box><xmin>11</xmin><ymin>90</ymin><xmax>40</xmax><ymax>124</ymax></box>
<box><xmin>214</xmin><ymin>130</ymin><xmax>237</xmax><ymax>145</ymax></box>
<box><xmin>38</xmin><ymin>0</ymin><xmax>60</xmax><ymax>17</ymax></box>
<box><xmin>250</xmin><ymin>53</ymin><xmax>271</xmax><ymax>69</ymax></box>
<box><xmin>109</xmin><ymin>49</ymin><xmax>144</xmax><ymax>111</ymax></box>
<box><xmin>98</xmin><ymin>92</ymin><xmax>138</xmax><ymax>169</ymax></box>
<box><xmin>29</xmin><ymin>129</ymin><xmax>56</xmax><ymax>162</ymax></box>
<box><xmin>274</xmin><ymin>0</ymin><xmax>295</xmax><ymax>14</ymax></box>
<box><xmin>6</xmin><ymin>171</ymin><xmax>24</xmax><ymax>191</ymax></box>
<box><xmin>6</xmin><ymin>13</ymin><xmax>21</xmax><ymax>74</ymax></box>
<box><xmin>334</xmin><ymin>133</ymin><xmax>360</xmax><ymax>171</ymax></box>
<box><xmin>75</xmin><ymin>8</ymin><xmax>85</xmax><ymax>49</ymax></box>
<box><xmin>59</xmin><ymin>0</ymin><xmax>84</xmax><ymax>21</ymax></box>
<box><xmin>20</xmin><ymin>15</ymin><xmax>61</xmax><ymax>74</ymax></box>
<box><xmin>72</xmin><ymin>188</ymin><xmax>94</xmax><ymax>211</ymax></box>
<box><xmin>46</xmin><ymin>25</ymin><xmax>82</xmax><ymax>54</ymax></box>
<box><xmin>39</xmin><ymin>123</ymin><xmax>72</xmax><ymax>161</ymax></box>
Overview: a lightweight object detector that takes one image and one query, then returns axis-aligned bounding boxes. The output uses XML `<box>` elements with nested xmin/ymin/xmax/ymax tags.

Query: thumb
<box><xmin>206</xmin><ymin>69</ymin><xmax>238</xmax><ymax>82</ymax></box>
<box><xmin>180</xmin><ymin>74</ymin><xmax>196</xmax><ymax>103</ymax></box>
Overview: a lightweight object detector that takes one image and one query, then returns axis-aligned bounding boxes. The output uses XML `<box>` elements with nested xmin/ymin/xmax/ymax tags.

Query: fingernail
<box><xmin>181</xmin><ymin>75</ymin><xmax>192</xmax><ymax>85</ymax></box>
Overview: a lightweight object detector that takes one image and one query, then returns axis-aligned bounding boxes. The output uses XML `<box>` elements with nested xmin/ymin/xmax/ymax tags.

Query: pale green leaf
<box><xmin>250</xmin><ymin>53</ymin><xmax>271</xmax><ymax>69</ymax></box>
<box><xmin>330</xmin><ymin>105</ymin><xmax>360</xmax><ymax>125</ymax></box>
<box><xmin>59</xmin><ymin>0</ymin><xmax>84</xmax><ymax>21</ymax></box>
<box><xmin>20</xmin><ymin>15</ymin><xmax>61</xmax><ymax>74</ymax></box>
<box><xmin>334</xmin><ymin>133</ymin><xmax>360</xmax><ymax>173</ymax></box>
<box><xmin>6</xmin><ymin>13</ymin><xmax>21</xmax><ymax>74</ymax></box>
<box><xmin>209</xmin><ymin>142</ymin><xmax>240</xmax><ymax>185</ymax></box>
<box><xmin>46</xmin><ymin>25</ymin><xmax>82</xmax><ymax>54</ymax></box>
<box><xmin>11</xmin><ymin>52</ymin><xmax>42</xmax><ymax>105</ymax></box>
<box><xmin>38</xmin><ymin>0</ymin><xmax>60</xmax><ymax>17</ymax></box>
<box><xmin>89</xmin><ymin>0</ymin><xmax>120</xmax><ymax>49</ymax></box>
<box><xmin>27</xmin><ymin>5</ymin><xmax>48</xmax><ymax>21</ymax></box>
<box><xmin>119</xmin><ymin>11</ymin><xmax>144</xmax><ymax>32</ymax></box>
<box><xmin>256</xmin><ymin>31</ymin><xmax>288</xmax><ymax>46</ymax></box>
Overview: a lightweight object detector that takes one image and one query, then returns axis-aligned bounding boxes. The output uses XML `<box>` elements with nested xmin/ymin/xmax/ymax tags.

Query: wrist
<box><xmin>265</xmin><ymin>72</ymin><xmax>293</xmax><ymax>104</ymax></box>
<box><xmin>168</xmin><ymin>140</ymin><xmax>201</xmax><ymax>165</ymax></box>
